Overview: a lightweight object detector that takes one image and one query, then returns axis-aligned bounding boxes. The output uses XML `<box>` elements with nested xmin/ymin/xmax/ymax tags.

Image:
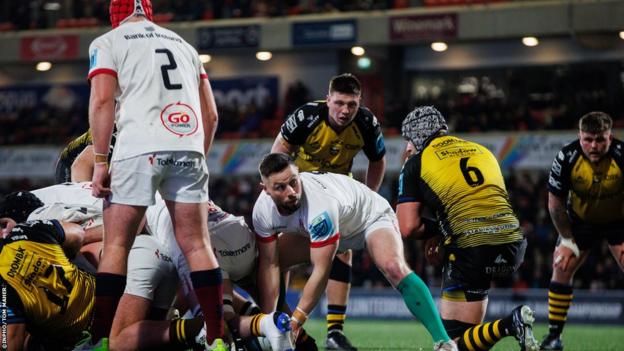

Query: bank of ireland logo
<box><xmin>309</xmin><ymin>211</ymin><xmax>334</xmax><ymax>241</ymax></box>
<box><xmin>160</xmin><ymin>101</ymin><xmax>199</xmax><ymax>136</ymax></box>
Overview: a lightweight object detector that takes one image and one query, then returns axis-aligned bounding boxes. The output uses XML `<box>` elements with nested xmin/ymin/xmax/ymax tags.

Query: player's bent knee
<box><xmin>378</xmin><ymin>259</ymin><xmax>408</xmax><ymax>284</ymax></box>
<box><xmin>442</xmin><ymin>319</ymin><xmax>476</xmax><ymax>339</ymax></box>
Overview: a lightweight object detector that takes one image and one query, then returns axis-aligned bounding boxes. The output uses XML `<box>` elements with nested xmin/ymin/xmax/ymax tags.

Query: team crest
<box><xmin>309</xmin><ymin>211</ymin><xmax>334</xmax><ymax>241</ymax></box>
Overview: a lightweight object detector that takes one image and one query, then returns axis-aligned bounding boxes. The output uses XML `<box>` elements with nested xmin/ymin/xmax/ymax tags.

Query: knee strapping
<box><xmin>329</xmin><ymin>257</ymin><xmax>352</xmax><ymax>283</ymax></box>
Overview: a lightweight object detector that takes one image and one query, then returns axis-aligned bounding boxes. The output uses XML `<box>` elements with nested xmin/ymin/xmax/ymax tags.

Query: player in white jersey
<box><xmin>86</xmin><ymin>1</ymin><xmax>223</xmax><ymax>350</ymax></box>
<box><xmin>139</xmin><ymin>198</ymin><xmax>294</xmax><ymax>351</ymax></box>
<box><xmin>253</xmin><ymin>153</ymin><xmax>457</xmax><ymax>351</ymax></box>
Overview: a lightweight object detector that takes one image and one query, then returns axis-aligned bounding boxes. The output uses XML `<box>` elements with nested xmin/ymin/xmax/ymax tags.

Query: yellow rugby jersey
<box><xmin>280</xmin><ymin>101</ymin><xmax>385</xmax><ymax>174</ymax></box>
<box><xmin>397</xmin><ymin>135</ymin><xmax>523</xmax><ymax>248</ymax></box>
<box><xmin>0</xmin><ymin>220</ymin><xmax>95</xmax><ymax>345</ymax></box>
<box><xmin>547</xmin><ymin>139</ymin><xmax>624</xmax><ymax>224</ymax></box>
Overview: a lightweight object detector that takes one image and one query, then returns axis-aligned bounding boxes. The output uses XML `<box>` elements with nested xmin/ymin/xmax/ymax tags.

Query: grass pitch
<box><xmin>303</xmin><ymin>319</ymin><xmax>624</xmax><ymax>350</ymax></box>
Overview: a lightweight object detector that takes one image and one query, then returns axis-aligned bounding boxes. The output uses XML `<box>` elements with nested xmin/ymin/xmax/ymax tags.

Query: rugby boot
<box><xmin>433</xmin><ymin>340</ymin><xmax>458</xmax><ymax>351</ymax></box>
<box><xmin>325</xmin><ymin>330</ymin><xmax>357</xmax><ymax>351</ymax></box>
<box><xmin>540</xmin><ymin>334</ymin><xmax>564</xmax><ymax>351</ymax></box>
<box><xmin>511</xmin><ymin>305</ymin><xmax>540</xmax><ymax>351</ymax></box>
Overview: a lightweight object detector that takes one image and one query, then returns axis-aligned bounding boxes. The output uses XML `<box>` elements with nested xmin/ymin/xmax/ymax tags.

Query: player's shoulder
<box><xmin>555</xmin><ymin>140</ymin><xmax>582</xmax><ymax>164</ymax></box>
<box><xmin>5</xmin><ymin>220</ymin><xmax>62</xmax><ymax>244</ymax></box>
<box><xmin>609</xmin><ymin>138</ymin><xmax>624</xmax><ymax>160</ymax></box>
<box><xmin>353</xmin><ymin>106</ymin><xmax>380</xmax><ymax>129</ymax></box>
<box><xmin>281</xmin><ymin>101</ymin><xmax>325</xmax><ymax>138</ymax></box>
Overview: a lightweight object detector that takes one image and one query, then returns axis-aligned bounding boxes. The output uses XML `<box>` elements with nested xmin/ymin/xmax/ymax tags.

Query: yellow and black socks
<box><xmin>455</xmin><ymin>317</ymin><xmax>513</xmax><ymax>351</ymax></box>
<box><xmin>327</xmin><ymin>304</ymin><xmax>347</xmax><ymax>333</ymax></box>
<box><xmin>169</xmin><ymin>316</ymin><xmax>204</xmax><ymax>348</ymax></box>
<box><xmin>547</xmin><ymin>282</ymin><xmax>573</xmax><ymax>337</ymax></box>
<box><xmin>250</xmin><ymin>313</ymin><xmax>267</xmax><ymax>337</ymax></box>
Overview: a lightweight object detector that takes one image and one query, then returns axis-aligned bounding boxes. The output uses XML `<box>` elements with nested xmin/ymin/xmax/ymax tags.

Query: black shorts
<box><xmin>569</xmin><ymin>213</ymin><xmax>624</xmax><ymax>251</ymax></box>
<box><xmin>441</xmin><ymin>239</ymin><xmax>527</xmax><ymax>302</ymax></box>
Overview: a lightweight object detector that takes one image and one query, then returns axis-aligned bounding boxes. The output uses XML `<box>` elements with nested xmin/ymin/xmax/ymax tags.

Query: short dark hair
<box><xmin>259</xmin><ymin>153</ymin><xmax>295</xmax><ymax>178</ymax></box>
<box><xmin>329</xmin><ymin>73</ymin><xmax>361</xmax><ymax>96</ymax></box>
<box><xmin>0</xmin><ymin>191</ymin><xmax>43</xmax><ymax>223</ymax></box>
<box><xmin>579</xmin><ymin>112</ymin><xmax>612</xmax><ymax>133</ymax></box>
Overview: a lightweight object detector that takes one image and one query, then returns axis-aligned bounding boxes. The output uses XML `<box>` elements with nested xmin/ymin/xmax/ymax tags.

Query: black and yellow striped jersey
<box><xmin>280</xmin><ymin>101</ymin><xmax>385</xmax><ymax>174</ymax></box>
<box><xmin>0</xmin><ymin>220</ymin><xmax>95</xmax><ymax>345</ymax></box>
<box><xmin>397</xmin><ymin>135</ymin><xmax>523</xmax><ymax>248</ymax></box>
<box><xmin>547</xmin><ymin>139</ymin><xmax>624</xmax><ymax>224</ymax></box>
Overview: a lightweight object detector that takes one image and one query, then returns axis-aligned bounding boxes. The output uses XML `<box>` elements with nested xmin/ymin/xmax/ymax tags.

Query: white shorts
<box><xmin>210</xmin><ymin>215</ymin><xmax>257</xmax><ymax>283</ymax></box>
<box><xmin>125</xmin><ymin>235</ymin><xmax>179</xmax><ymax>310</ymax></box>
<box><xmin>339</xmin><ymin>210</ymin><xmax>400</xmax><ymax>251</ymax></box>
<box><xmin>109</xmin><ymin>151</ymin><xmax>209</xmax><ymax>206</ymax></box>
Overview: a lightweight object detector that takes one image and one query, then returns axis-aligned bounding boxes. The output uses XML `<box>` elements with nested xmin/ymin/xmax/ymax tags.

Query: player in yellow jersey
<box><xmin>272</xmin><ymin>73</ymin><xmax>386</xmax><ymax>351</ymax></box>
<box><xmin>395</xmin><ymin>106</ymin><xmax>539</xmax><ymax>351</ymax></box>
<box><xmin>54</xmin><ymin>129</ymin><xmax>117</xmax><ymax>184</ymax></box>
<box><xmin>0</xmin><ymin>211</ymin><xmax>92</xmax><ymax>350</ymax></box>
<box><xmin>540</xmin><ymin>112</ymin><xmax>624</xmax><ymax>351</ymax></box>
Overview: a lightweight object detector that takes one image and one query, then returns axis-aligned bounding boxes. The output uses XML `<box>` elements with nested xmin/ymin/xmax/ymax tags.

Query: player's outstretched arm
<box><xmin>257</xmin><ymin>239</ymin><xmax>281</xmax><ymax>313</ymax></box>
<box><xmin>294</xmin><ymin>242</ymin><xmax>337</xmax><ymax>320</ymax></box>
<box><xmin>366</xmin><ymin>156</ymin><xmax>386</xmax><ymax>192</ymax></box>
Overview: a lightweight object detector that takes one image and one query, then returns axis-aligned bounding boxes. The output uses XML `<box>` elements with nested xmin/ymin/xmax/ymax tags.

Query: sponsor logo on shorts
<box><xmin>154</xmin><ymin>249</ymin><xmax>172</xmax><ymax>263</ymax></box>
<box><xmin>217</xmin><ymin>243</ymin><xmax>251</xmax><ymax>257</ymax></box>
<box><xmin>160</xmin><ymin>101</ymin><xmax>199</xmax><ymax>136</ymax></box>
<box><xmin>148</xmin><ymin>155</ymin><xmax>197</xmax><ymax>168</ymax></box>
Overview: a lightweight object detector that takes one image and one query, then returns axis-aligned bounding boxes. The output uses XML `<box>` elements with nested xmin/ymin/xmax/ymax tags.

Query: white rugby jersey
<box><xmin>145</xmin><ymin>199</ymin><xmax>256</xmax><ymax>282</ymax></box>
<box><xmin>31</xmin><ymin>182</ymin><xmax>101</xmax><ymax>207</ymax></box>
<box><xmin>88</xmin><ymin>20</ymin><xmax>207</xmax><ymax>160</ymax></box>
<box><xmin>252</xmin><ymin>172</ymin><xmax>393</xmax><ymax>249</ymax></box>
<box><xmin>28</xmin><ymin>182</ymin><xmax>103</xmax><ymax>229</ymax></box>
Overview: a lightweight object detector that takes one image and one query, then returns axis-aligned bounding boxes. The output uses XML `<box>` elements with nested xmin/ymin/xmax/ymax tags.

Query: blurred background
<box><xmin>1</xmin><ymin>0</ymin><xmax>623</xmax><ymax>323</ymax></box>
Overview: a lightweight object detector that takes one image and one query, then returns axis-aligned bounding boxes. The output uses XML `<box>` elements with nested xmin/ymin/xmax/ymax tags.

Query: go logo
<box><xmin>160</xmin><ymin>101</ymin><xmax>198</xmax><ymax>136</ymax></box>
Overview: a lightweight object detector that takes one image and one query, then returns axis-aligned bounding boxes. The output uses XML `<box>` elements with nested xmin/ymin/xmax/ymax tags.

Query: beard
<box><xmin>277</xmin><ymin>199</ymin><xmax>300</xmax><ymax>215</ymax></box>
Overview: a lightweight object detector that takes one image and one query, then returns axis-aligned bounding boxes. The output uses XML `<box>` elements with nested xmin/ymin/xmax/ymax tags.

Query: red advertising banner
<box><xmin>389</xmin><ymin>13</ymin><xmax>458</xmax><ymax>42</ymax></box>
<box><xmin>20</xmin><ymin>35</ymin><xmax>79</xmax><ymax>60</ymax></box>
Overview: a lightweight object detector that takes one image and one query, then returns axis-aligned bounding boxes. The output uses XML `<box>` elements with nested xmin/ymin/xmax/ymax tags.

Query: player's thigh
<box><xmin>159</xmin><ymin>151</ymin><xmax>209</xmax><ymax>205</ymax></box>
<box><xmin>108</xmin><ymin>154</ymin><xmax>161</xmax><ymax>207</ymax></box>
<box><xmin>441</xmin><ymin>242</ymin><xmax>523</xmax><ymax>308</ymax></box>
<box><xmin>277</xmin><ymin>233</ymin><xmax>310</xmax><ymax>270</ymax></box>
<box><xmin>440</xmin><ymin>299</ymin><xmax>488</xmax><ymax>324</ymax></box>
<box><xmin>365</xmin><ymin>215</ymin><xmax>410</xmax><ymax>284</ymax></box>
<box><xmin>124</xmin><ymin>235</ymin><xmax>178</xmax><ymax>312</ymax></box>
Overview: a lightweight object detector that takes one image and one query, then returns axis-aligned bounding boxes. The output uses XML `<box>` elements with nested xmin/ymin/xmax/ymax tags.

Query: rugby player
<box><xmin>395</xmin><ymin>106</ymin><xmax>539</xmax><ymax>351</ymax></box>
<box><xmin>271</xmin><ymin>73</ymin><xmax>386</xmax><ymax>351</ymax></box>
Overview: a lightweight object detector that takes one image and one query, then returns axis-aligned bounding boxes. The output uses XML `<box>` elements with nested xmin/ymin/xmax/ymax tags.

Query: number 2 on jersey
<box><xmin>155</xmin><ymin>48</ymin><xmax>182</xmax><ymax>90</ymax></box>
<box><xmin>460</xmin><ymin>157</ymin><xmax>484</xmax><ymax>187</ymax></box>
